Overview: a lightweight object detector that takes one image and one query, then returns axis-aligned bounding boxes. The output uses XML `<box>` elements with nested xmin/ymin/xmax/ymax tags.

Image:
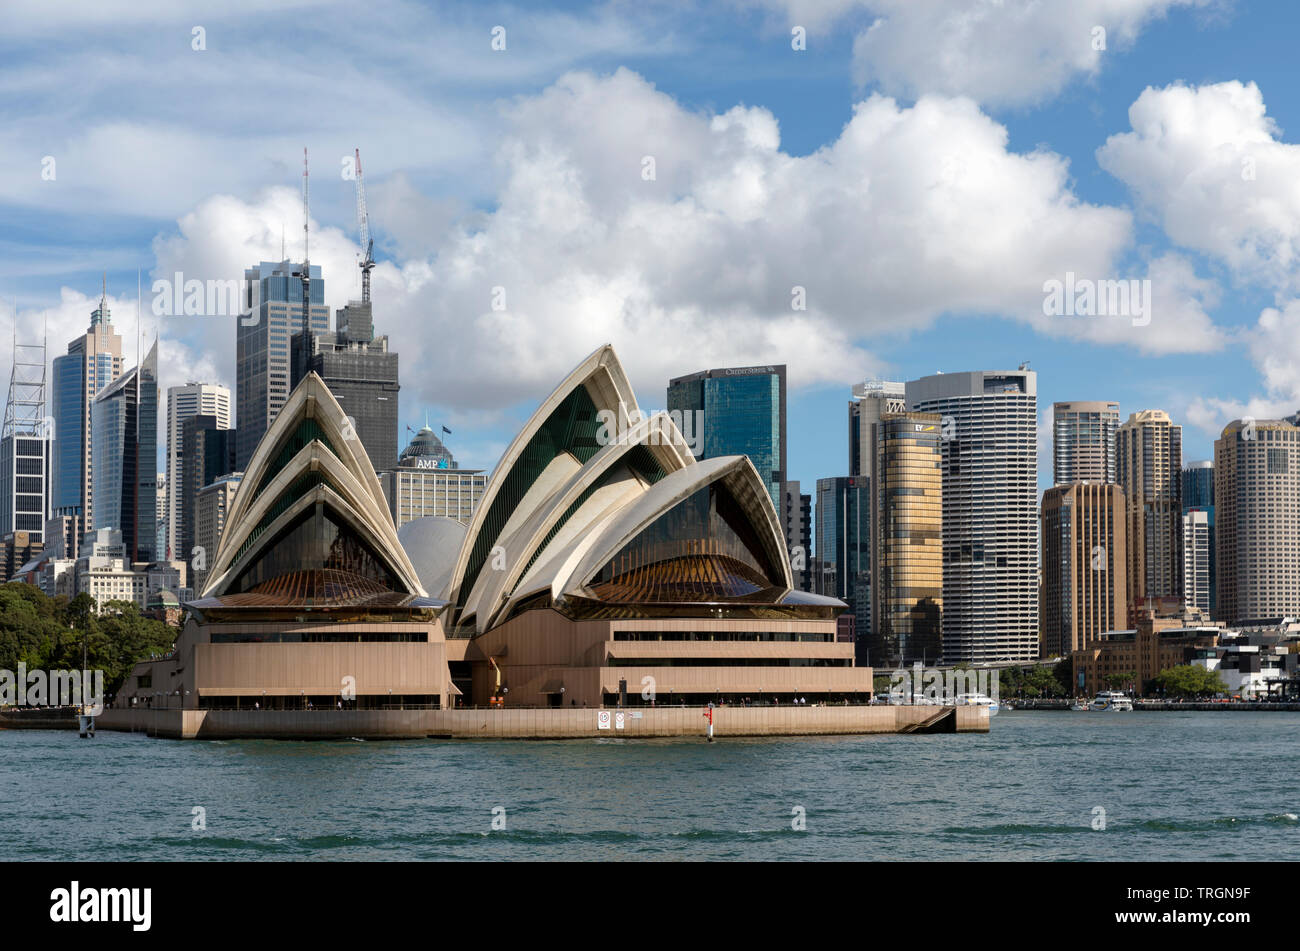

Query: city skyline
<box><xmin>3</xmin><ymin>268</ymin><xmax>1251</xmax><ymax>497</ymax></box>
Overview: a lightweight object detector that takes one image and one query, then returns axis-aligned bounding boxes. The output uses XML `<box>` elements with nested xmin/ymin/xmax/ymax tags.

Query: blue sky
<box><xmin>3</xmin><ymin>0</ymin><xmax>1299</xmax><ymax>496</ymax></box>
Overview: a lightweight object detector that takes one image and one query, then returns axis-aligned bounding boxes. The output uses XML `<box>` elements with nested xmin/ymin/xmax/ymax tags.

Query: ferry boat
<box><xmin>1088</xmin><ymin>691</ymin><xmax>1133</xmax><ymax>712</ymax></box>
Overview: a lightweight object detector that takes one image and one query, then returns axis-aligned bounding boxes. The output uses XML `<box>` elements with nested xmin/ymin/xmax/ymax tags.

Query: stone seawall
<box><xmin>0</xmin><ymin>707</ymin><xmax>79</xmax><ymax>730</ymax></box>
<box><xmin>97</xmin><ymin>704</ymin><xmax>988</xmax><ymax>740</ymax></box>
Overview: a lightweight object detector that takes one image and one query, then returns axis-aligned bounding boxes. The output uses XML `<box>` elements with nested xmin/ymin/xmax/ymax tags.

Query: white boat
<box><xmin>1070</xmin><ymin>701</ymin><xmax>1090</xmax><ymax>711</ymax></box>
<box><xmin>1089</xmin><ymin>691</ymin><xmax>1133</xmax><ymax>712</ymax></box>
<box><xmin>954</xmin><ymin>692</ymin><xmax>999</xmax><ymax>708</ymax></box>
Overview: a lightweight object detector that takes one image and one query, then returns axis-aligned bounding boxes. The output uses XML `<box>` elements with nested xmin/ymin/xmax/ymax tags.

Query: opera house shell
<box><xmin>417</xmin><ymin>344</ymin><xmax>872</xmax><ymax>707</ymax></box>
<box><xmin>115</xmin><ymin>345</ymin><xmax>873</xmax><ymax>720</ymax></box>
<box><xmin>115</xmin><ymin>373</ymin><xmax>457</xmax><ymax>713</ymax></box>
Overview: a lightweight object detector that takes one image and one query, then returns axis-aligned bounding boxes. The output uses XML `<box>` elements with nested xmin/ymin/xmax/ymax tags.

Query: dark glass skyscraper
<box><xmin>179</xmin><ymin>414</ymin><xmax>236</xmax><ymax>569</ymax></box>
<box><xmin>291</xmin><ymin>298</ymin><xmax>399</xmax><ymax>472</ymax></box>
<box><xmin>90</xmin><ymin>340</ymin><xmax>158</xmax><ymax>562</ymax></box>
<box><xmin>666</xmin><ymin>364</ymin><xmax>786</xmax><ymax>510</ymax></box>
<box><xmin>1183</xmin><ymin>459</ymin><xmax>1213</xmax><ymax>509</ymax></box>
<box><xmin>815</xmin><ymin>476</ymin><xmax>871</xmax><ymax>661</ymax></box>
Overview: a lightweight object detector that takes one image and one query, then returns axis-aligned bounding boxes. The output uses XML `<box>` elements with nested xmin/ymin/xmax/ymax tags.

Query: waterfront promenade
<box><xmin>95</xmin><ymin>703</ymin><xmax>989</xmax><ymax>740</ymax></box>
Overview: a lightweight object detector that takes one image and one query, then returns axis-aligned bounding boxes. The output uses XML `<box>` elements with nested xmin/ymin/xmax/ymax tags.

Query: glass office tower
<box><xmin>50</xmin><ymin>285</ymin><xmax>124</xmax><ymax>552</ymax></box>
<box><xmin>236</xmin><ymin>261</ymin><xmax>329</xmax><ymax>469</ymax></box>
<box><xmin>667</xmin><ymin>365</ymin><xmax>786</xmax><ymax>511</ymax></box>
<box><xmin>815</xmin><ymin>475</ymin><xmax>871</xmax><ymax>659</ymax></box>
<box><xmin>91</xmin><ymin>341</ymin><xmax>158</xmax><ymax>562</ymax></box>
<box><xmin>873</xmin><ymin>413</ymin><xmax>944</xmax><ymax>666</ymax></box>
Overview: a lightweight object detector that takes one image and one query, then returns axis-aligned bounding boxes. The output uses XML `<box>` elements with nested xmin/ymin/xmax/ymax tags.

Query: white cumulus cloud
<box><xmin>746</xmin><ymin>0</ymin><xmax>1215</xmax><ymax>107</ymax></box>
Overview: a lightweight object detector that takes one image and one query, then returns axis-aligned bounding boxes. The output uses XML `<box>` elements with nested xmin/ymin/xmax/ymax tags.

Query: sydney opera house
<box><xmin>112</xmin><ymin>345</ymin><xmax>885</xmax><ymax>732</ymax></box>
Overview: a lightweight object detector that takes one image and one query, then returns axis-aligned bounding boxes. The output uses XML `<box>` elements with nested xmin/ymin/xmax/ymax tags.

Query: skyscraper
<box><xmin>780</xmin><ymin>480</ymin><xmax>812</xmax><ymax>591</ymax></box>
<box><xmin>1182</xmin><ymin>508</ymin><xmax>1212</xmax><ymax>618</ymax></box>
<box><xmin>849</xmin><ymin>380</ymin><xmax>907</xmax><ymax>479</ymax></box>
<box><xmin>155</xmin><ymin>471</ymin><xmax>167</xmax><ymax>562</ymax></box>
<box><xmin>1052</xmin><ymin>401</ymin><xmax>1119</xmax><ymax>485</ymax></box>
<box><xmin>179</xmin><ymin>414</ymin><xmax>237</xmax><ymax>570</ymax></box>
<box><xmin>1214</xmin><ymin>419</ymin><xmax>1300</xmax><ymax>624</ymax></box>
<box><xmin>193</xmin><ymin>472</ymin><xmax>242</xmax><ymax>594</ymax></box>
<box><xmin>291</xmin><ymin>298</ymin><xmax>399</xmax><ymax>472</ymax></box>
<box><xmin>0</xmin><ymin>335</ymin><xmax>50</xmax><ymax>544</ymax></box>
<box><xmin>1182</xmin><ymin>460</ymin><xmax>1215</xmax><ymax>618</ymax></box>
<box><xmin>848</xmin><ymin>380</ymin><xmax>907</xmax><ymax>644</ymax></box>
<box><xmin>1117</xmin><ymin>410</ymin><xmax>1183</xmax><ymax>614</ymax></box>
<box><xmin>165</xmin><ymin>382</ymin><xmax>231</xmax><ymax>559</ymax></box>
<box><xmin>667</xmin><ymin>364</ymin><xmax>786</xmax><ymax>509</ymax></box>
<box><xmin>906</xmin><ymin>368</ymin><xmax>1038</xmax><ymax>664</ymax></box>
<box><xmin>872</xmin><ymin>412</ymin><xmax>943</xmax><ymax>667</ymax></box>
<box><xmin>814</xmin><ymin>476</ymin><xmax>871</xmax><ymax>655</ymax></box>
<box><xmin>90</xmin><ymin>340</ymin><xmax>158</xmax><ymax>562</ymax></box>
<box><xmin>235</xmin><ymin>261</ymin><xmax>329</xmax><ymax>469</ymax></box>
<box><xmin>1183</xmin><ymin>459</ymin><xmax>1214</xmax><ymax>508</ymax></box>
<box><xmin>50</xmin><ymin>281</ymin><xmax>123</xmax><ymax>554</ymax></box>
<box><xmin>1040</xmin><ymin>482</ymin><xmax>1128</xmax><ymax>658</ymax></box>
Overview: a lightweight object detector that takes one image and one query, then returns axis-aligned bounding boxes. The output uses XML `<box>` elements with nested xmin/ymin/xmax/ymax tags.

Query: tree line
<box><xmin>0</xmin><ymin>582</ymin><xmax>178</xmax><ymax>697</ymax></box>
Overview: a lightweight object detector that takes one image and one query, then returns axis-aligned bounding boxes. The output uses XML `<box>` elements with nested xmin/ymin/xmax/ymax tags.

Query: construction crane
<box><xmin>354</xmin><ymin>148</ymin><xmax>374</xmax><ymax>303</ymax></box>
<box><xmin>300</xmin><ymin>147</ymin><xmax>311</xmax><ymax>336</ymax></box>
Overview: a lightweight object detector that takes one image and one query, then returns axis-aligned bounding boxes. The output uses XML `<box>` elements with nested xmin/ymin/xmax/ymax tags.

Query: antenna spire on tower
<box><xmin>302</xmin><ymin>147</ymin><xmax>310</xmax><ymax>269</ymax></box>
<box><xmin>298</xmin><ymin>148</ymin><xmax>313</xmax><ymax>379</ymax></box>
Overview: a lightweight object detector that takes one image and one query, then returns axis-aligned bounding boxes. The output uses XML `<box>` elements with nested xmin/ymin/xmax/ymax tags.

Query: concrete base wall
<box><xmin>98</xmin><ymin>704</ymin><xmax>988</xmax><ymax>740</ymax></box>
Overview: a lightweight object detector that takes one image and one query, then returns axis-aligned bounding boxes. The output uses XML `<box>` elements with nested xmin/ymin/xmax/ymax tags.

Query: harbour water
<box><xmin>3</xmin><ymin>711</ymin><xmax>1297</xmax><ymax>861</ymax></box>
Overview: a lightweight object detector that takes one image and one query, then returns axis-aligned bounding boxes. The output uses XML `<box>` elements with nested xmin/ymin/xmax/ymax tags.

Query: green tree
<box><xmin>1104</xmin><ymin>671</ymin><xmax>1136</xmax><ymax>691</ymax></box>
<box><xmin>0</xmin><ymin>583</ymin><xmax>65</xmax><ymax>675</ymax></box>
<box><xmin>0</xmin><ymin>582</ymin><xmax>180</xmax><ymax>698</ymax></box>
<box><xmin>1152</xmin><ymin>664</ymin><xmax>1227</xmax><ymax>699</ymax></box>
<box><xmin>1000</xmin><ymin>664</ymin><xmax>1067</xmax><ymax>699</ymax></box>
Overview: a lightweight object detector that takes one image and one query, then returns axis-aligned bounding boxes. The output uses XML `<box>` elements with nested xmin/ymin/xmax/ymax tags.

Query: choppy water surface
<box><xmin>3</xmin><ymin>712</ymin><xmax>1297</xmax><ymax>860</ymax></box>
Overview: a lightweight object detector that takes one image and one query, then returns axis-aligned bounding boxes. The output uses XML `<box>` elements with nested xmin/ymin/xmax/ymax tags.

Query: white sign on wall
<box><xmin>615</xmin><ymin>712</ymin><xmax>625</xmax><ymax>730</ymax></box>
<box><xmin>597</xmin><ymin>710</ymin><xmax>611</xmax><ymax>730</ymax></box>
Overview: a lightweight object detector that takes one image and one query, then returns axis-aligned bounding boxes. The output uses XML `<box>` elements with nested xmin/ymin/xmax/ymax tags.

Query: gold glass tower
<box><xmin>872</xmin><ymin>412</ymin><xmax>943</xmax><ymax>666</ymax></box>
